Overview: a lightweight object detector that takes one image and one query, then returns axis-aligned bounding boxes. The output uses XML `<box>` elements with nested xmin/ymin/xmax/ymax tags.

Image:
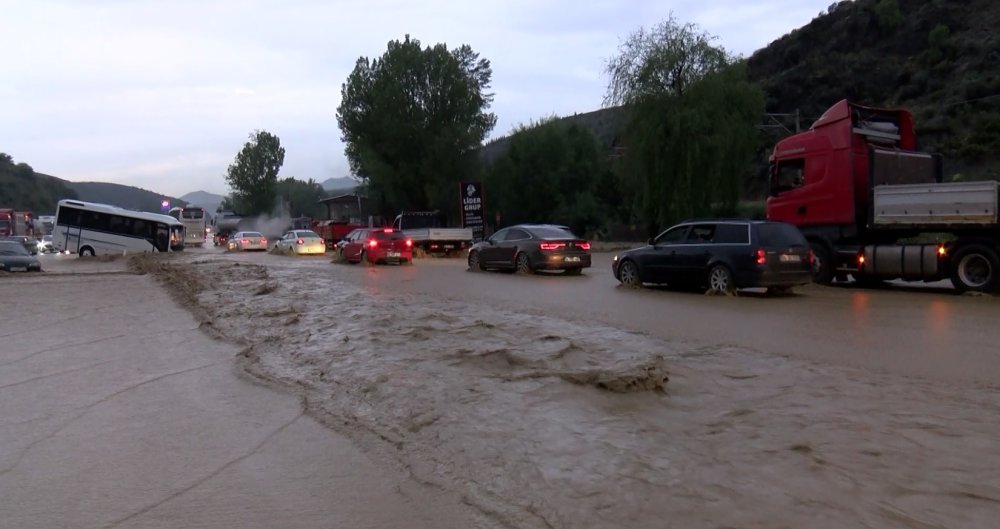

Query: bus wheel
<box><xmin>950</xmin><ymin>244</ymin><xmax>1000</xmax><ymax>293</ymax></box>
<box><xmin>79</xmin><ymin>246</ymin><xmax>95</xmax><ymax>257</ymax></box>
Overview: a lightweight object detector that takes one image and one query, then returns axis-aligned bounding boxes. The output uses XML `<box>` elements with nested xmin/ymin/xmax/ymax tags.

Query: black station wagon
<box><xmin>611</xmin><ymin>219</ymin><xmax>813</xmax><ymax>294</ymax></box>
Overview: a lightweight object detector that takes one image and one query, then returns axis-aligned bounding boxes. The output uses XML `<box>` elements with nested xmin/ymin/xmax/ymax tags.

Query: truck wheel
<box><xmin>809</xmin><ymin>242</ymin><xmax>834</xmax><ymax>285</ymax></box>
<box><xmin>950</xmin><ymin>244</ymin><xmax>1000</xmax><ymax>293</ymax></box>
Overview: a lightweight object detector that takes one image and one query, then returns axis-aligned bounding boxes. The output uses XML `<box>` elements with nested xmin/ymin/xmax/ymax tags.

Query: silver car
<box><xmin>227</xmin><ymin>231</ymin><xmax>268</xmax><ymax>252</ymax></box>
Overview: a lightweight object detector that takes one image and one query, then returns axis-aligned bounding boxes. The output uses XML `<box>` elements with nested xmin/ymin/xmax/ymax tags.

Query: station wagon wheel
<box><xmin>468</xmin><ymin>250</ymin><xmax>483</xmax><ymax>272</ymax></box>
<box><xmin>708</xmin><ymin>265</ymin><xmax>735</xmax><ymax>294</ymax></box>
<box><xmin>618</xmin><ymin>260</ymin><xmax>642</xmax><ymax>288</ymax></box>
<box><xmin>515</xmin><ymin>252</ymin><xmax>533</xmax><ymax>274</ymax></box>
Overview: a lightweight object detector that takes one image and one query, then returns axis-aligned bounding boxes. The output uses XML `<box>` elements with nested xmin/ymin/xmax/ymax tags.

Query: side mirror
<box><xmin>647</xmin><ymin>238</ymin><xmax>655</xmax><ymax>246</ymax></box>
<box><xmin>487</xmin><ymin>239</ymin><xmax>496</xmax><ymax>245</ymax></box>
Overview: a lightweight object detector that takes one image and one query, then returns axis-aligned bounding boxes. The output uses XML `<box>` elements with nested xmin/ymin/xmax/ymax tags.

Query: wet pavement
<box><xmin>0</xmin><ymin>268</ymin><xmax>487</xmax><ymax>529</ymax></box>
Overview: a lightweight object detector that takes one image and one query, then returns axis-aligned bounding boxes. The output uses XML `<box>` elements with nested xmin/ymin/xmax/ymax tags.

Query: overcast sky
<box><xmin>2</xmin><ymin>0</ymin><xmax>836</xmax><ymax>197</ymax></box>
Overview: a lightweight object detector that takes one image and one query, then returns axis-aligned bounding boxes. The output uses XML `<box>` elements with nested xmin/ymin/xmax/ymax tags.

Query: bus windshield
<box><xmin>182</xmin><ymin>209</ymin><xmax>204</xmax><ymax>219</ymax></box>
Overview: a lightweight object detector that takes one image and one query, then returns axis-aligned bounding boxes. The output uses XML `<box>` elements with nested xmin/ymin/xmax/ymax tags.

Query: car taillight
<box><xmin>405</xmin><ymin>239</ymin><xmax>412</xmax><ymax>247</ymax></box>
<box><xmin>858</xmin><ymin>253</ymin><xmax>865</xmax><ymax>266</ymax></box>
<box><xmin>296</xmin><ymin>239</ymin><xmax>304</xmax><ymax>245</ymax></box>
<box><xmin>540</xmin><ymin>242</ymin><xmax>565</xmax><ymax>250</ymax></box>
<box><xmin>808</xmin><ymin>249</ymin><xmax>815</xmax><ymax>266</ymax></box>
<box><xmin>756</xmin><ymin>249</ymin><xmax>767</xmax><ymax>265</ymax></box>
<box><xmin>368</xmin><ymin>239</ymin><xmax>378</xmax><ymax>248</ymax></box>
<box><xmin>577</xmin><ymin>242</ymin><xmax>591</xmax><ymax>251</ymax></box>
<box><xmin>261</xmin><ymin>238</ymin><xmax>267</xmax><ymax>244</ymax></box>
<box><xmin>241</xmin><ymin>239</ymin><xmax>249</xmax><ymax>244</ymax></box>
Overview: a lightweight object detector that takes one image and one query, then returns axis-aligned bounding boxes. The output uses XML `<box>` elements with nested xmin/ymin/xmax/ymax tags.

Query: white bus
<box><xmin>168</xmin><ymin>205</ymin><xmax>207</xmax><ymax>247</ymax></box>
<box><xmin>53</xmin><ymin>199</ymin><xmax>186</xmax><ymax>256</ymax></box>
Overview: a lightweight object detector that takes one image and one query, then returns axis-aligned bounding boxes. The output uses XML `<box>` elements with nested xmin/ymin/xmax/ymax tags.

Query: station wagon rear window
<box><xmin>712</xmin><ymin>224</ymin><xmax>750</xmax><ymax>244</ymax></box>
<box><xmin>757</xmin><ymin>224</ymin><xmax>807</xmax><ymax>247</ymax></box>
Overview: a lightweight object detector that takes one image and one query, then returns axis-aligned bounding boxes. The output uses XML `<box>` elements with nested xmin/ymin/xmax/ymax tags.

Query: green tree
<box><xmin>336</xmin><ymin>35</ymin><xmax>497</xmax><ymax>221</ymax></box>
<box><xmin>873</xmin><ymin>0</ymin><xmax>904</xmax><ymax>33</ymax></box>
<box><xmin>275</xmin><ymin>177</ymin><xmax>326</xmax><ymax>218</ymax></box>
<box><xmin>605</xmin><ymin>15</ymin><xmax>764</xmax><ymax>234</ymax></box>
<box><xmin>225</xmin><ymin>130</ymin><xmax>285</xmax><ymax>216</ymax></box>
<box><xmin>486</xmin><ymin>119</ymin><xmax>611</xmax><ymax>236</ymax></box>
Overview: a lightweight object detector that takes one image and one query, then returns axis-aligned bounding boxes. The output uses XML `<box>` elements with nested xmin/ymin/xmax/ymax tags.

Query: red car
<box><xmin>342</xmin><ymin>228</ymin><xmax>413</xmax><ymax>265</ymax></box>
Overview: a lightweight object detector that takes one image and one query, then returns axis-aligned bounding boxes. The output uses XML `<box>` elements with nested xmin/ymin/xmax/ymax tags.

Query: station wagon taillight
<box><xmin>540</xmin><ymin>242</ymin><xmax>566</xmax><ymax>250</ymax></box>
<box><xmin>808</xmin><ymin>249</ymin><xmax>815</xmax><ymax>266</ymax></box>
<box><xmin>756</xmin><ymin>249</ymin><xmax>767</xmax><ymax>265</ymax></box>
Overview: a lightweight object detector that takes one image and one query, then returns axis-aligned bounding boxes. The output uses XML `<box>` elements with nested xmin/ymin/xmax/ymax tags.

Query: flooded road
<box><xmin>131</xmin><ymin>247</ymin><xmax>1000</xmax><ymax>529</ymax></box>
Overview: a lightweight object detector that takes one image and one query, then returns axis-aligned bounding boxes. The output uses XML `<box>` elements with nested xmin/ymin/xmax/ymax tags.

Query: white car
<box><xmin>274</xmin><ymin>230</ymin><xmax>326</xmax><ymax>255</ymax></box>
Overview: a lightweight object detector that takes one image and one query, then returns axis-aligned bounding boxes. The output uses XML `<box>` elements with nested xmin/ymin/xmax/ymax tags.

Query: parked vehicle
<box><xmin>227</xmin><ymin>231</ymin><xmax>268</xmax><ymax>252</ymax></box>
<box><xmin>0</xmin><ymin>209</ymin><xmax>14</xmax><ymax>237</ymax></box>
<box><xmin>341</xmin><ymin>227</ymin><xmax>413</xmax><ymax>265</ymax></box>
<box><xmin>468</xmin><ymin>224</ymin><xmax>592</xmax><ymax>275</ymax></box>
<box><xmin>392</xmin><ymin>211</ymin><xmax>472</xmax><ymax>256</ymax></box>
<box><xmin>0</xmin><ymin>240</ymin><xmax>43</xmax><ymax>272</ymax></box>
<box><xmin>768</xmin><ymin>99</ymin><xmax>1000</xmax><ymax>293</ymax></box>
<box><xmin>274</xmin><ymin>230</ymin><xmax>326</xmax><ymax>255</ymax></box>
<box><xmin>611</xmin><ymin>219</ymin><xmax>813</xmax><ymax>294</ymax></box>
<box><xmin>313</xmin><ymin>219</ymin><xmax>368</xmax><ymax>250</ymax></box>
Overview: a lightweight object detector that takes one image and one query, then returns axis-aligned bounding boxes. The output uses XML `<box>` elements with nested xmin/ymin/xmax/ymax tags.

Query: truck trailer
<box><xmin>767</xmin><ymin>99</ymin><xmax>1000</xmax><ymax>293</ymax></box>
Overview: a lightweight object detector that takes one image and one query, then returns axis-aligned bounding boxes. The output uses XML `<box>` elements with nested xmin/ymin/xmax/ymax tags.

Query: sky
<box><xmin>1</xmin><ymin>0</ymin><xmax>838</xmax><ymax>198</ymax></box>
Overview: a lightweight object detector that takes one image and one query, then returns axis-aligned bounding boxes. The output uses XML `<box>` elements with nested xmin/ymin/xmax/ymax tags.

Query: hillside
<box><xmin>66</xmin><ymin>182</ymin><xmax>187</xmax><ymax>212</ymax></box>
<box><xmin>0</xmin><ymin>154</ymin><xmax>78</xmax><ymax>214</ymax></box>
<box><xmin>747</xmin><ymin>0</ymin><xmax>1000</xmax><ymax>179</ymax></box>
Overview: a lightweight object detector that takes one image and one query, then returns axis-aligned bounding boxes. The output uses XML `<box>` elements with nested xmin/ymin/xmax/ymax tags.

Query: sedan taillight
<box><xmin>296</xmin><ymin>239</ymin><xmax>304</xmax><ymax>245</ymax></box>
<box><xmin>578</xmin><ymin>242</ymin><xmax>591</xmax><ymax>251</ymax></box>
<box><xmin>241</xmin><ymin>239</ymin><xmax>249</xmax><ymax>244</ymax></box>
<box><xmin>539</xmin><ymin>242</ymin><xmax>565</xmax><ymax>250</ymax></box>
<box><xmin>405</xmin><ymin>239</ymin><xmax>413</xmax><ymax>247</ymax></box>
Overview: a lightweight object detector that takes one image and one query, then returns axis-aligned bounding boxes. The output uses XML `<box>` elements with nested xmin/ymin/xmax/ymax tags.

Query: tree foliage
<box><xmin>0</xmin><ymin>152</ymin><xmax>78</xmax><ymax>213</ymax></box>
<box><xmin>275</xmin><ymin>177</ymin><xmax>326</xmax><ymax>218</ymax></box>
<box><xmin>337</xmin><ymin>35</ymin><xmax>496</xmax><ymax>220</ymax></box>
<box><xmin>605</xmin><ymin>16</ymin><xmax>764</xmax><ymax>234</ymax></box>
<box><xmin>486</xmin><ymin>120</ymin><xmax>614</xmax><ymax>236</ymax></box>
<box><xmin>225</xmin><ymin>130</ymin><xmax>285</xmax><ymax>216</ymax></box>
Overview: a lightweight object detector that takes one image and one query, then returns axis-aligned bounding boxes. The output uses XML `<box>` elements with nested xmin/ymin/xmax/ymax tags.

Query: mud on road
<box><xmin>133</xmin><ymin>252</ymin><xmax>1000</xmax><ymax>529</ymax></box>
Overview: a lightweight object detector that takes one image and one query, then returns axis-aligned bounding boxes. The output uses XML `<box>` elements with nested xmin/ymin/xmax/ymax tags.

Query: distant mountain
<box><xmin>180</xmin><ymin>190</ymin><xmax>225</xmax><ymax>215</ymax></box>
<box><xmin>320</xmin><ymin>176</ymin><xmax>360</xmax><ymax>193</ymax></box>
<box><xmin>66</xmin><ymin>181</ymin><xmax>186</xmax><ymax>213</ymax></box>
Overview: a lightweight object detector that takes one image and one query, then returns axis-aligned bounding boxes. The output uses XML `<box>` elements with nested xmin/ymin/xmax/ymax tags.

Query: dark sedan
<box><xmin>611</xmin><ymin>219</ymin><xmax>812</xmax><ymax>294</ymax></box>
<box><xmin>0</xmin><ymin>240</ymin><xmax>43</xmax><ymax>272</ymax></box>
<box><xmin>468</xmin><ymin>224</ymin><xmax>591</xmax><ymax>275</ymax></box>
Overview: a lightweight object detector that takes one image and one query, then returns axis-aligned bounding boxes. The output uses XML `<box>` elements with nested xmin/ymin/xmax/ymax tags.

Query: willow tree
<box><xmin>605</xmin><ymin>15</ymin><xmax>764</xmax><ymax>233</ymax></box>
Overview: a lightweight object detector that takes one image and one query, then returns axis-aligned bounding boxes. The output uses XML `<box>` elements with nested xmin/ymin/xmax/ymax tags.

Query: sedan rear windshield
<box><xmin>372</xmin><ymin>230</ymin><xmax>407</xmax><ymax>240</ymax></box>
<box><xmin>757</xmin><ymin>223</ymin><xmax>807</xmax><ymax>247</ymax></box>
<box><xmin>242</xmin><ymin>232</ymin><xmax>264</xmax><ymax>238</ymax></box>
<box><xmin>530</xmin><ymin>227</ymin><xmax>578</xmax><ymax>239</ymax></box>
<box><xmin>297</xmin><ymin>231</ymin><xmax>321</xmax><ymax>238</ymax></box>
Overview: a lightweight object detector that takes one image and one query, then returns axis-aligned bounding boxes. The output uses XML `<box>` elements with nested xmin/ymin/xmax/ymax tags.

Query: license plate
<box><xmin>564</xmin><ymin>256</ymin><xmax>581</xmax><ymax>262</ymax></box>
<box><xmin>779</xmin><ymin>254</ymin><xmax>801</xmax><ymax>262</ymax></box>
<box><xmin>388</xmin><ymin>251</ymin><xmax>400</xmax><ymax>258</ymax></box>
<box><xmin>443</xmin><ymin>245</ymin><xmax>455</xmax><ymax>249</ymax></box>
<box><xmin>10</xmin><ymin>266</ymin><xmax>27</xmax><ymax>272</ymax></box>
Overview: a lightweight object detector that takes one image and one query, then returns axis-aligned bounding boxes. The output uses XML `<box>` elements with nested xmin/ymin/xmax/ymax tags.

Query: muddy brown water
<box><xmin>118</xmin><ymin>249</ymin><xmax>1000</xmax><ymax>527</ymax></box>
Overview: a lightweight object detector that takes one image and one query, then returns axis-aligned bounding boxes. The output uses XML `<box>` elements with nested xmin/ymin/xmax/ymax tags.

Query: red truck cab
<box><xmin>0</xmin><ymin>209</ymin><xmax>13</xmax><ymax>237</ymax></box>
